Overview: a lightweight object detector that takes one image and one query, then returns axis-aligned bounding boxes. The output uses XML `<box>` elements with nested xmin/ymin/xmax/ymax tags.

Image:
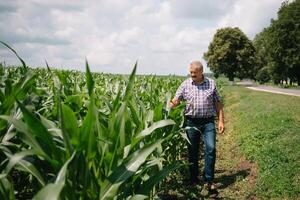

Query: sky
<box><xmin>0</xmin><ymin>0</ymin><xmax>284</xmax><ymax>75</ymax></box>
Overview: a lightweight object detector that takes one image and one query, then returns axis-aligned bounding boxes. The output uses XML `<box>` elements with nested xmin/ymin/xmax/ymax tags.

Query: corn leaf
<box><xmin>100</xmin><ymin>139</ymin><xmax>162</xmax><ymax>200</ymax></box>
<box><xmin>123</xmin><ymin>61</ymin><xmax>137</xmax><ymax>102</ymax></box>
<box><xmin>85</xmin><ymin>59</ymin><xmax>94</xmax><ymax>97</ymax></box>
<box><xmin>0</xmin><ymin>115</ymin><xmax>47</xmax><ymax>157</ymax></box>
<box><xmin>0</xmin><ymin>41</ymin><xmax>27</xmax><ymax>70</ymax></box>
<box><xmin>0</xmin><ymin>175</ymin><xmax>15</xmax><ymax>200</ymax></box>
<box><xmin>136</xmin><ymin>119</ymin><xmax>175</xmax><ymax>140</ymax></box>
<box><xmin>5</xmin><ymin>149</ymin><xmax>46</xmax><ymax>186</ymax></box>
<box><xmin>137</xmin><ymin>162</ymin><xmax>182</xmax><ymax>195</ymax></box>
<box><xmin>33</xmin><ymin>152</ymin><xmax>76</xmax><ymax>200</ymax></box>
<box><xmin>61</xmin><ymin>104</ymin><xmax>79</xmax><ymax>148</ymax></box>
<box><xmin>16</xmin><ymin>101</ymin><xmax>58</xmax><ymax>159</ymax></box>
<box><xmin>128</xmin><ymin>195</ymin><xmax>148</xmax><ymax>200</ymax></box>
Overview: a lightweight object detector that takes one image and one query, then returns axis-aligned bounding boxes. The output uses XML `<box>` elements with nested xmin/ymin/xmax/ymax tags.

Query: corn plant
<box><xmin>0</xmin><ymin>41</ymin><xmax>188</xmax><ymax>199</ymax></box>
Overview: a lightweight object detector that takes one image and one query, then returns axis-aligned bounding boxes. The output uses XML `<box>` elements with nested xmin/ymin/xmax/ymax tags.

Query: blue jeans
<box><xmin>185</xmin><ymin>117</ymin><xmax>216</xmax><ymax>183</ymax></box>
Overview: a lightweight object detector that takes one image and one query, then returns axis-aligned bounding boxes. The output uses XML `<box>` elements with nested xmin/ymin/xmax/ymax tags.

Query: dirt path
<box><xmin>214</xmin><ymin>126</ymin><xmax>258</xmax><ymax>199</ymax></box>
<box><xmin>159</xmin><ymin>114</ymin><xmax>258</xmax><ymax>199</ymax></box>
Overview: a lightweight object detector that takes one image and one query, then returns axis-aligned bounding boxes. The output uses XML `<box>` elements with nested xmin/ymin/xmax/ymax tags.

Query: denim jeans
<box><xmin>185</xmin><ymin>117</ymin><xmax>216</xmax><ymax>183</ymax></box>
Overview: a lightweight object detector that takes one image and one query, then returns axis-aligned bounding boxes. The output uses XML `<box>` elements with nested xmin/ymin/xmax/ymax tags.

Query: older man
<box><xmin>170</xmin><ymin>61</ymin><xmax>225</xmax><ymax>190</ymax></box>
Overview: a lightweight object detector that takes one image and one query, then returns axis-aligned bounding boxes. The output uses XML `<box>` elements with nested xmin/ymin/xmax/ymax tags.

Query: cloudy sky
<box><xmin>0</xmin><ymin>0</ymin><xmax>284</xmax><ymax>75</ymax></box>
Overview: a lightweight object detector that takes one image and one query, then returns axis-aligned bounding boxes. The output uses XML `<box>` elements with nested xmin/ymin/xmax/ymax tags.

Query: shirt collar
<box><xmin>190</xmin><ymin>76</ymin><xmax>207</xmax><ymax>85</ymax></box>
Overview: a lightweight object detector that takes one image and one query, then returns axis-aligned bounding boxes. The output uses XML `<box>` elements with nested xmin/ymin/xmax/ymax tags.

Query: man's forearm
<box><xmin>216</xmin><ymin>101</ymin><xmax>224</xmax><ymax>122</ymax></box>
<box><xmin>218</xmin><ymin>108</ymin><xmax>224</xmax><ymax>123</ymax></box>
<box><xmin>216</xmin><ymin>101</ymin><xmax>225</xmax><ymax>134</ymax></box>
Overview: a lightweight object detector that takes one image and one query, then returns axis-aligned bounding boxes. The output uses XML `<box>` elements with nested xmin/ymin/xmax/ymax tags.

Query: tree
<box><xmin>253</xmin><ymin>27</ymin><xmax>285</xmax><ymax>84</ymax></box>
<box><xmin>204</xmin><ymin>27</ymin><xmax>256</xmax><ymax>81</ymax></box>
<box><xmin>256</xmin><ymin>67</ymin><xmax>271</xmax><ymax>84</ymax></box>
<box><xmin>254</xmin><ymin>0</ymin><xmax>300</xmax><ymax>85</ymax></box>
<box><xmin>253</xmin><ymin>28</ymin><xmax>271</xmax><ymax>81</ymax></box>
<box><xmin>272</xmin><ymin>0</ymin><xmax>300</xmax><ymax>85</ymax></box>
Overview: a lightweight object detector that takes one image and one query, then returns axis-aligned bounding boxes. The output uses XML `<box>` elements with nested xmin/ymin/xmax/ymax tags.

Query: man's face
<box><xmin>189</xmin><ymin>65</ymin><xmax>202</xmax><ymax>82</ymax></box>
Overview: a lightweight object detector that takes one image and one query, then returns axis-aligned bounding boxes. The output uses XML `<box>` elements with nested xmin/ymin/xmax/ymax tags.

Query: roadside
<box><xmin>222</xmin><ymin>85</ymin><xmax>300</xmax><ymax>199</ymax></box>
<box><xmin>236</xmin><ymin>80</ymin><xmax>300</xmax><ymax>97</ymax></box>
<box><xmin>246</xmin><ymin>86</ymin><xmax>300</xmax><ymax>97</ymax></box>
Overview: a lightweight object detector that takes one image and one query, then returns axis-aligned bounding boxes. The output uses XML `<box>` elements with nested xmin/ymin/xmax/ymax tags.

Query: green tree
<box><xmin>272</xmin><ymin>0</ymin><xmax>300</xmax><ymax>85</ymax></box>
<box><xmin>256</xmin><ymin>67</ymin><xmax>271</xmax><ymax>84</ymax></box>
<box><xmin>253</xmin><ymin>28</ymin><xmax>270</xmax><ymax>81</ymax></box>
<box><xmin>253</xmin><ymin>27</ymin><xmax>285</xmax><ymax>84</ymax></box>
<box><xmin>254</xmin><ymin>0</ymin><xmax>300</xmax><ymax>85</ymax></box>
<box><xmin>204</xmin><ymin>27</ymin><xmax>256</xmax><ymax>81</ymax></box>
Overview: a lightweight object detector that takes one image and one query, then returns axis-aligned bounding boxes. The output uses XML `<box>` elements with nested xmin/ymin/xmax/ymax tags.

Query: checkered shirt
<box><xmin>174</xmin><ymin>77</ymin><xmax>222</xmax><ymax>118</ymax></box>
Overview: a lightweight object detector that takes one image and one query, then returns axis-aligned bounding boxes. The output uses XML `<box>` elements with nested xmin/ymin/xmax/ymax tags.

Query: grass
<box><xmin>223</xmin><ymin>85</ymin><xmax>300</xmax><ymax>199</ymax></box>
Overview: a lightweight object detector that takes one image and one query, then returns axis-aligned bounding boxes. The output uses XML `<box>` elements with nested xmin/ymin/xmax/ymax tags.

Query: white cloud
<box><xmin>218</xmin><ymin>0</ymin><xmax>283</xmax><ymax>38</ymax></box>
<box><xmin>0</xmin><ymin>0</ymin><xmax>285</xmax><ymax>75</ymax></box>
<box><xmin>170</xmin><ymin>0</ymin><xmax>236</xmax><ymax>20</ymax></box>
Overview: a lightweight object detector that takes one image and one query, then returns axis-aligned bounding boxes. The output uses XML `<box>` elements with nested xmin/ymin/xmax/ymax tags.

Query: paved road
<box><xmin>236</xmin><ymin>81</ymin><xmax>300</xmax><ymax>97</ymax></box>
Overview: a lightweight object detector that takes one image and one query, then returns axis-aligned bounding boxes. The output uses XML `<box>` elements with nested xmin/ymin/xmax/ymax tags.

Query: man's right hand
<box><xmin>170</xmin><ymin>99</ymin><xmax>180</xmax><ymax>108</ymax></box>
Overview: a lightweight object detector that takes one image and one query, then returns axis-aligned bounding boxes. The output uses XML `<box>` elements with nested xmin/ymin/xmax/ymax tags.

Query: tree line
<box><xmin>204</xmin><ymin>0</ymin><xmax>300</xmax><ymax>86</ymax></box>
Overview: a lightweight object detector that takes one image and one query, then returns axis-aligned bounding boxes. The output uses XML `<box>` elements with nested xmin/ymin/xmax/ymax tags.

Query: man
<box><xmin>170</xmin><ymin>61</ymin><xmax>225</xmax><ymax>191</ymax></box>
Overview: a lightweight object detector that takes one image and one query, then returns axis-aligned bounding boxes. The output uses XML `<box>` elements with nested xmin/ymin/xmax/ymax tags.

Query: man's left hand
<box><xmin>218</xmin><ymin>121</ymin><xmax>225</xmax><ymax>134</ymax></box>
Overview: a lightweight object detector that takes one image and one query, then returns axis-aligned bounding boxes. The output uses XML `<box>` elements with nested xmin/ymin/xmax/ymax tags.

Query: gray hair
<box><xmin>190</xmin><ymin>60</ymin><xmax>203</xmax><ymax>71</ymax></box>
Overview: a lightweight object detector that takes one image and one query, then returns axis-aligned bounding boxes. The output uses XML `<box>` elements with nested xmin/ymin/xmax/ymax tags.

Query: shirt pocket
<box><xmin>203</xmin><ymin>89</ymin><xmax>213</xmax><ymax>101</ymax></box>
<box><xmin>184</xmin><ymin>91</ymin><xmax>194</xmax><ymax>102</ymax></box>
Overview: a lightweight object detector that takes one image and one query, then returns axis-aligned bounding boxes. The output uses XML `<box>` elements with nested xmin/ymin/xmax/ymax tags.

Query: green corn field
<box><xmin>0</xmin><ymin>41</ymin><xmax>193</xmax><ymax>199</ymax></box>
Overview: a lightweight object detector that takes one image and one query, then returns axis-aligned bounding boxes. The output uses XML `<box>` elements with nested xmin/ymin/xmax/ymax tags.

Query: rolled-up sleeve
<box><xmin>174</xmin><ymin>82</ymin><xmax>185</xmax><ymax>101</ymax></box>
<box><xmin>213</xmin><ymin>85</ymin><xmax>222</xmax><ymax>103</ymax></box>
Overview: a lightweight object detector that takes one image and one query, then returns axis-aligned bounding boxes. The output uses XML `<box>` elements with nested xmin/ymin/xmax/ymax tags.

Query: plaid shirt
<box><xmin>174</xmin><ymin>77</ymin><xmax>222</xmax><ymax>118</ymax></box>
